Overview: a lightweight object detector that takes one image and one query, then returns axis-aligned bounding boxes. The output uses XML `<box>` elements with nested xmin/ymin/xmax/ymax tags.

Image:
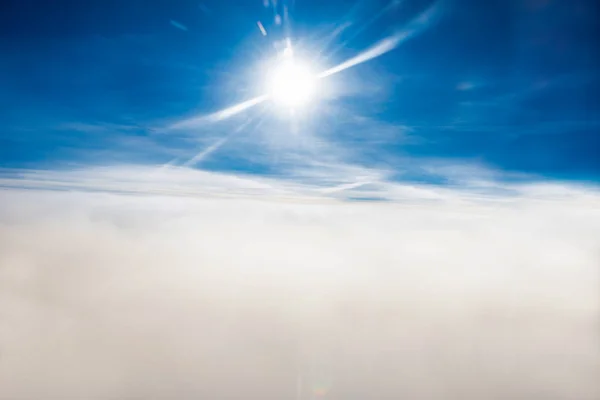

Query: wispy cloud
<box><xmin>1</xmin><ymin>164</ymin><xmax>598</xmax><ymax>204</ymax></box>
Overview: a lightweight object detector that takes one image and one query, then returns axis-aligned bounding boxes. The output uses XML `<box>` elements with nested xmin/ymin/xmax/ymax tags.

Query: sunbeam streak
<box><xmin>171</xmin><ymin>95</ymin><xmax>268</xmax><ymax>129</ymax></box>
<box><xmin>182</xmin><ymin>115</ymin><xmax>262</xmax><ymax>167</ymax></box>
<box><xmin>318</xmin><ymin>31</ymin><xmax>408</xmax><ymax>78</ymax></box>
<box><xmin>319</xmin><ymin>2</ymin><xmax>440</xmax><ymax>78</ymax></box>
<box><xmin>182</xmin><ymin>137</ymin><xmax>229</xmax><ymax>167</ymax></box>
<box><xmin>322</xmin><ymin>0</ymin><xmax>404</xmax><ymax>62</ymax></box>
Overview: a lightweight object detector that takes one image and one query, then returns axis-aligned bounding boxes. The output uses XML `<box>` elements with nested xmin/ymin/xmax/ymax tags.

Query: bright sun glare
<box><xmin>267</xmin><ymin>57</ymin><xmax>317</xmax><ymax>109</ymax></box>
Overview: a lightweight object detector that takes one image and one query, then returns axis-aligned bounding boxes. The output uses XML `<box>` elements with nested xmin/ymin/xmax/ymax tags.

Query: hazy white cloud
<box><xmin>0</xmin><ymin>166</ymin><xmax>599</xmax><ymax>399</ymax></box>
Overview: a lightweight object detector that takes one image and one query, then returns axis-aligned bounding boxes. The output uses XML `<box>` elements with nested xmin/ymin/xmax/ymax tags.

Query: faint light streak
<box><xmin>457</xmin><ymin>82</ymin><xmax>475</xmax><ymax>91</ymax></box>
<box><xmin>207</xmin><ymin>95</ymin><xmax>268</xmax><ymax>121</ymax></box>
<box><xmin>183</xmin><ymin>117</ymin><xmax>254</xmax><ymax>166</ymax></box>
<box><xmin>328</xmin><ymin>21</ymin><xmax>353</xmax><ymax>43</ymax></box>
<box><xmin>181</xmin><ymin>111</ymin><xmax>267</xmax><ymax>167</ymax></box>
<box><xmin>324</xmin><ymin>0</ymin><xmax>404</xmax><ymax>59</ymax></box>
<box><xmin>171</xmin><ymin>95</ymin><xmax>268</xmax><ymax>129</ymax></box>
<box><xmin>318</xmin><ymin>2</ymin><xmax>441</xmax><ymax>78</ymax></box>
<box><xmin>170</xmin><ymin>20</ymin><xmax>188</xmax><ymax>31</ymax></box>
<box><xmin>183</xmin><ymin>137</ymin><xmax>229</xmax><ymax>167</ymax></box>
<box><xmin>318</xmin><ymin>32</ymin><xmax>408</xmax><ymax>78</ymax></box>
<box><xmin>198</xmin><ymin>3</ymin><xmax>211</xmax><ymax>15</ymax></box>
<box><xmin>156</xmin><ymin>158</ymin><xmax>179</xmax><ymax>173</ymax></box>
<box><xmin>313</xmin><ymin>21</ymin><xmax>354</xmax><ymax>62</ymax></box>
<box><xmin>257</xmin><ymin>21</ymin><xmax>267</xmax><ymax>36</ymax></box>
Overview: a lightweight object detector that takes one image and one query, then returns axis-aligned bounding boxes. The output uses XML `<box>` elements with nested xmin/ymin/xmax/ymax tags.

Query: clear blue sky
<box><xmin>1</xmin><ymin>0</ymin><xmax>598</xmax><ymax>186</ymax></box>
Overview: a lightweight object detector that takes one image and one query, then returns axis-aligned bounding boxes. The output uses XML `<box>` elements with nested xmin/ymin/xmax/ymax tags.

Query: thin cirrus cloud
<box><xmin>1</xmin><ymin>164</ymin><xmax>599</xmax><ymax>202</ymax></box>
<box><xmin>0</xmin><ymin>164</ymin><xmax>598</xmax><ymax>399</ymax></box>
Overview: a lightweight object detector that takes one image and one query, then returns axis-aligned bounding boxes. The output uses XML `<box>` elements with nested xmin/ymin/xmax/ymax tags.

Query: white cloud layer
<box><xmin>0</xmin><ymin>167</ymin><xmax>599</xmax><ymax>399</ymax></box>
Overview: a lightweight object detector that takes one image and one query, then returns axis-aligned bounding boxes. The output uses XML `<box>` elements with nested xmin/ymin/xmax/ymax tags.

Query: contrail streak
<box><xmin>318</xmin><ymin>2</ymin><xmax>440</xmax><ymax>78</ymax></box>
<box><xmin>171</xmin><ymin>95</ymin><xmax>268</xmax><ymax>129</ymax></box>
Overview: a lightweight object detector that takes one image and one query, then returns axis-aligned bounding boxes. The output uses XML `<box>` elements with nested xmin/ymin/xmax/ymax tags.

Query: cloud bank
<box><xmin>0</xmin><ymin>166</ymin><xmax>599</xmax><ymax>399</ymax></box>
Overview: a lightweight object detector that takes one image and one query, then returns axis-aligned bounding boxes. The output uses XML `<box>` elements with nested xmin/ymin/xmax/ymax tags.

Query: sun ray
<box><xmin>171</xmin><ymin>95</ymin><xmax>268</xmax><ymax>129</ymax></box>
<box><xmin>318</xmin><ymin>2</ymin><xmax>440</xmax><ymax>78</ymax></box>
<box><xmin>182</xmin><ymin>109</ymin><xmax>267</xmax><ymax>167</ymax></box>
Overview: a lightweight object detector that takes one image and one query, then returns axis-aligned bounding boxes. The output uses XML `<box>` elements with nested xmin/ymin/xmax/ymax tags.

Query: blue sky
<box><xmin>1</xmin><ymin>0</ymin><xmax>598</xmax><ymax>193</ymax></box>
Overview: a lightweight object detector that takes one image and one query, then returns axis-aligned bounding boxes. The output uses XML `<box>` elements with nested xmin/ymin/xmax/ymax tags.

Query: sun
<box><xmin>266</xmin><ymin>56</ymin><xmax>317</xmax><ymax>109</ymax></box>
